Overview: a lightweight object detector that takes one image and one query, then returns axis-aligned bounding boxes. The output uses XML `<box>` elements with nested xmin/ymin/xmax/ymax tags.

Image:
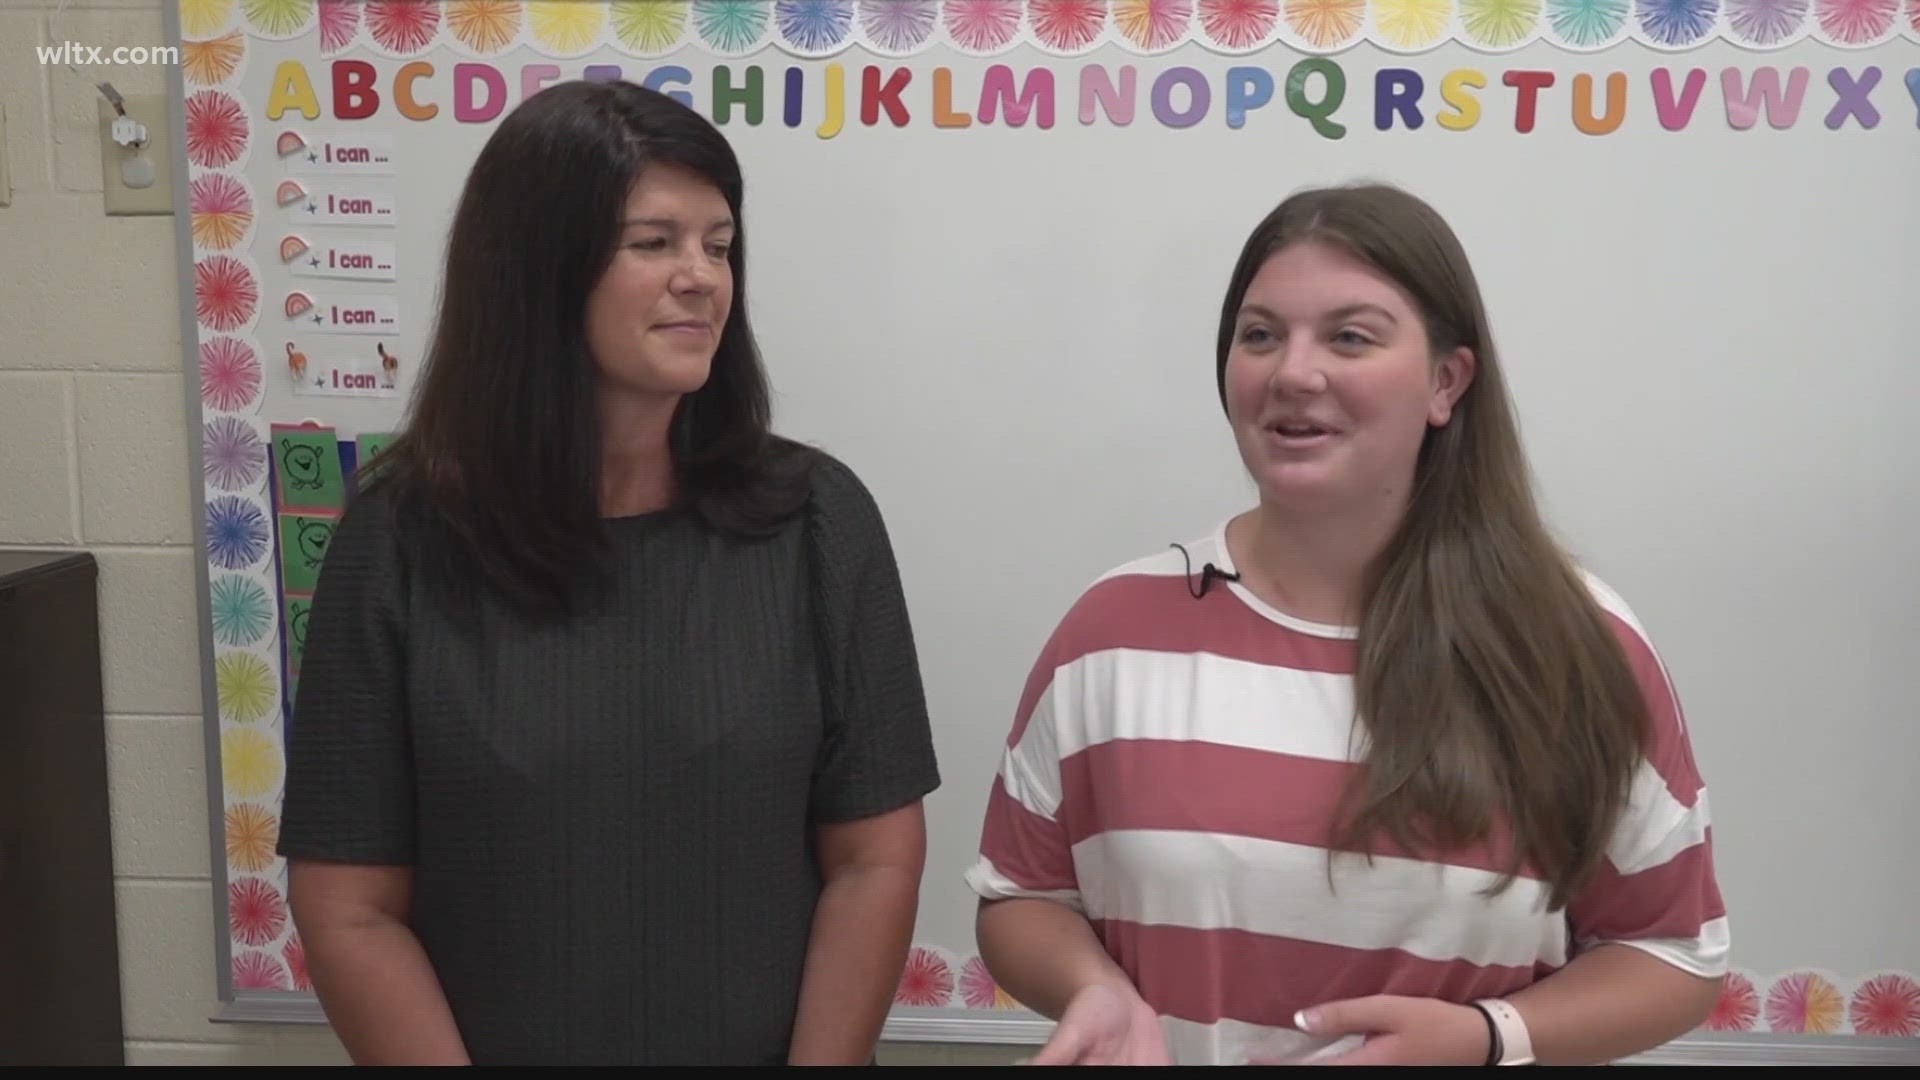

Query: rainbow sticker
<box><xmin>275</xmin><ymin>130</ymin><xmax>306</xmax><ymax>157</ymax></box>
<box><xmin>283</xmin><ymin>291</ymin><xmax>313</xmax><ymax>320</ymax></box>
<box><xmin>278</xmin><ymin>235</ymin><xmax>309</xmax><ymax>263</ymax></box>
<box><xmin>275</xmin><ymin>179</ymin><xmax>306</xmax><ymax>207</ymax></box>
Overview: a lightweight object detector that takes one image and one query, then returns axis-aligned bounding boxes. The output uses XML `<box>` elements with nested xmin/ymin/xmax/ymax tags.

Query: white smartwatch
<box><xmin>1472</xmin><ymin>998</ymin><xmax>1535</xmax><ymax>1065</ymax></box>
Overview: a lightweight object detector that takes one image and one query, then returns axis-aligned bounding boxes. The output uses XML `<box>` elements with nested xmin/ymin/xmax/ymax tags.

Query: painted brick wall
<box><xmin>1</xmin><ymin>0</ymin><xmax>351</xmax><ymax>1064</ymax></box>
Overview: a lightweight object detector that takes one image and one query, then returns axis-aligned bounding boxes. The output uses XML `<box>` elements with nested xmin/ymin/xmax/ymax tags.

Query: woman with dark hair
<box><xmin>968</xmin><ymin>183</ymin><xmax>1727</xmax><ymax>1066</ymax></box>
<box><xmin>278</xmin><ymin>80</ymin><xmax>941</xmax><ymax>1066</ymax></box>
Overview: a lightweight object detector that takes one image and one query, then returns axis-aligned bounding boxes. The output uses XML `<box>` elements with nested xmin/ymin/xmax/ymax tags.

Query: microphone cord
<box><xmin>1171</xmin><ymin>542</ymin><xmax>1241</xmax><ymax>600</ymax></box>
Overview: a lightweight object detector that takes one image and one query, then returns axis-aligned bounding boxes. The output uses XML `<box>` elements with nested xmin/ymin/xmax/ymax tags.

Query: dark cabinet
<box><xmin>0</xmin><ymin>551</ymin><xmax>125</xmax><ymax>1065</ymax></box>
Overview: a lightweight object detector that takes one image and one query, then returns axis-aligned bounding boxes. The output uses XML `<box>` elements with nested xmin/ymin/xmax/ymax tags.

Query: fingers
<box><xmin>1297</xmin><ymin>995</ymin><xmax>1401</xmax><ymax>1038</ymax></box>
<box><xmin>1026</xmin><ymin>1023</ymin><xmax>1164</xmax><ymax>1066</ymax></box>
<box><xmin>1027</xmin><ymin>1022</ymin><xmax>1091</xmax><ymax>1066</ymax></box>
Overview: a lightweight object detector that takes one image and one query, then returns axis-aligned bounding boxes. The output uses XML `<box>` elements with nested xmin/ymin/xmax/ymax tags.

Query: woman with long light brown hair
<box><xmin>968</xmin><ymin>183</ymin><xmax>1727</xmax><ymax>1066</ymax></box>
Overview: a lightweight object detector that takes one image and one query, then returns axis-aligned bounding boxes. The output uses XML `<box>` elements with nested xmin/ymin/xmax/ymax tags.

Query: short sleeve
<box><xmin>275</xmin><ymin>490</ymin><xmax>417</xmax><ymax>866</ymax></box>
<box><xmin>805</xmin><ymin>456</ymin><xmax>942</xmax><ymax>824</ymax></box>
<box><xmin>1565</xmin><ymin>605</ymin><xmax>1729</xmax><ymax>978</ymax></box>
<box><xmin>963</xmin><ymin>619</ymin><xmax>1082</xmax><ymax>911</ymax></box>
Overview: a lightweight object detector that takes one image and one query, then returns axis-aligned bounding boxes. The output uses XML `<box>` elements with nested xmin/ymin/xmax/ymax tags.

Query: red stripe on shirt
<box><xmin>977</xmin><ymin>774</ymin><xmax>1077</xmax><ymax>893</ymax></box>
<box><xmin>1056</xmin><ymin>738</ymin><xmax>1528</xmax><ymax>879</ymax></box>
<box><xmin>1091</xmin><ymin>918</ymin><xmax>1551</xmax><ymax>1028</ymax></box>
<box><xmin>1570</xmin><ymin>829</ymin><xmax>1726</xmax><ymax>943</ymax></box>
<box><xmin>1604</xmin><ymin>610</ymin><xmax>1705</xmax><ymax>809</ymax></box>
<box><xmin>1006</xmin><ymin>571</ymin><xmax>1354</xmax><ymax>747</ymax></box>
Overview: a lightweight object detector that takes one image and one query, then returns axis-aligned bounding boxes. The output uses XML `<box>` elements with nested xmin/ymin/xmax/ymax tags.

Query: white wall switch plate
<box><xmin>98</xmin><ymin>93</ymin><xmax>173</xmax><ymax>216</ymax></box>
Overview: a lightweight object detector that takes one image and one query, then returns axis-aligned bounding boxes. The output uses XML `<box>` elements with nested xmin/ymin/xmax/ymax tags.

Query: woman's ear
<box><xmin>1429</xmin><ymin>346</ymin><xmax>1476</xmax><ymax>427</ymax></box>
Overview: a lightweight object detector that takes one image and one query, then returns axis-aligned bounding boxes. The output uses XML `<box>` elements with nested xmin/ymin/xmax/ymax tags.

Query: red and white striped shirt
<box><xmin>965</xmin><ymin>525</ymin><xmax>1729</xmax><ymax>1065</ymax></box>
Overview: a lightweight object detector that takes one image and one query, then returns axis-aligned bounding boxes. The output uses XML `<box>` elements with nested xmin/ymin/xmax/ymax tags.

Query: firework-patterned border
<box><xmin>177</xmin><ymin>0</ymin><xmax>1919</xmax><ymax>59</ymax></box>
<box><xmin>906</xmin><ymin>961</ymin><xmax>1920</xmax><ymax>1036</ymax></box>
<box><xmin>178</xmin><ymin>0</ymin><xmax>1920</xmax><ymax>1016</ymax></box>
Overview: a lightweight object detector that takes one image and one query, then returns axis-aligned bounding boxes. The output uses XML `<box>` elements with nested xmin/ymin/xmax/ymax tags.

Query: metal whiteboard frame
<box><xmin>159</xmin><ymin>0</ymin><xmax>239</xmax><ymax>1011</ymax></box>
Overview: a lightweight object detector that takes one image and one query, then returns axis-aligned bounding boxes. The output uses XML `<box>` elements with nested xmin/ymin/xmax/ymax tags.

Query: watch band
<box><xmin>1473</xmin><ymin>999</ymin><xmax>1535</xmax><ymax>1065</ymax></box>
<box><xmin>1469</xmin><ymin>1001</ymin><xmax>1502</xmax><ymax>1065</ymax></box>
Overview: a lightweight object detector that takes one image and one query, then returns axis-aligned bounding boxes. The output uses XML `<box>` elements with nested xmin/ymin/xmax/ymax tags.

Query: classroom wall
<box><xmin>0</xmin><ymin>0</ymin><xmax>1002</xmax><ymax>1065</ymax></box>
<box><xmin>1</xmin><ymin>0</ymin><xmax>342</xmax><ymax>1065</ymax></box>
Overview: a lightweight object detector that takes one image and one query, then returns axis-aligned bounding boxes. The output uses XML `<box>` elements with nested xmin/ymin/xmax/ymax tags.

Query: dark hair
<box><xmin>365</xmin><ymin>79</ymin><xmax>811</xmax><ymax>623</ymax></box>
<box><xmin>1214</xmin><ymin>184</ymin><xmax>1651</xmax><ymax>909</ymax></box>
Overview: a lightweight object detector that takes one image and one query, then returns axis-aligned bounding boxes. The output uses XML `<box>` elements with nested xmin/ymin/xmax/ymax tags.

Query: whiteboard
<box><xmin>167</xmin><ymin>1</ymin><xmax>1920</xmax><ymax>1061</ymax></box>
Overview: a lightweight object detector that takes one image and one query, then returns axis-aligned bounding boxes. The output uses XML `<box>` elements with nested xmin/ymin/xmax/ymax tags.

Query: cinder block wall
<box><xmin>0</xmin><ymin>0</ymin><xmax>351</xmax><ymax>1065</ymax></box>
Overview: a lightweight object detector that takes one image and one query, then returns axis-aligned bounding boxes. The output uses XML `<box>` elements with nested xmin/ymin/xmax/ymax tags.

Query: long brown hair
<box><xmin>1214</xmin><ymin>184</ymin><xmax>1651</xmax><ymax>909</ymax></box>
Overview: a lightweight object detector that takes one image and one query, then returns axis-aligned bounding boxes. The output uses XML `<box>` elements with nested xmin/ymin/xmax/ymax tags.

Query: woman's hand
<box><xmin>1026</xmin><ymin>984</ymin><xmax>1171</xmax><ymax>1065</ymax></box>
<box><xmin>1270</xmin><ymin>995</ymin><xmax>1492</xmax><ymax>1066</ymax></box>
